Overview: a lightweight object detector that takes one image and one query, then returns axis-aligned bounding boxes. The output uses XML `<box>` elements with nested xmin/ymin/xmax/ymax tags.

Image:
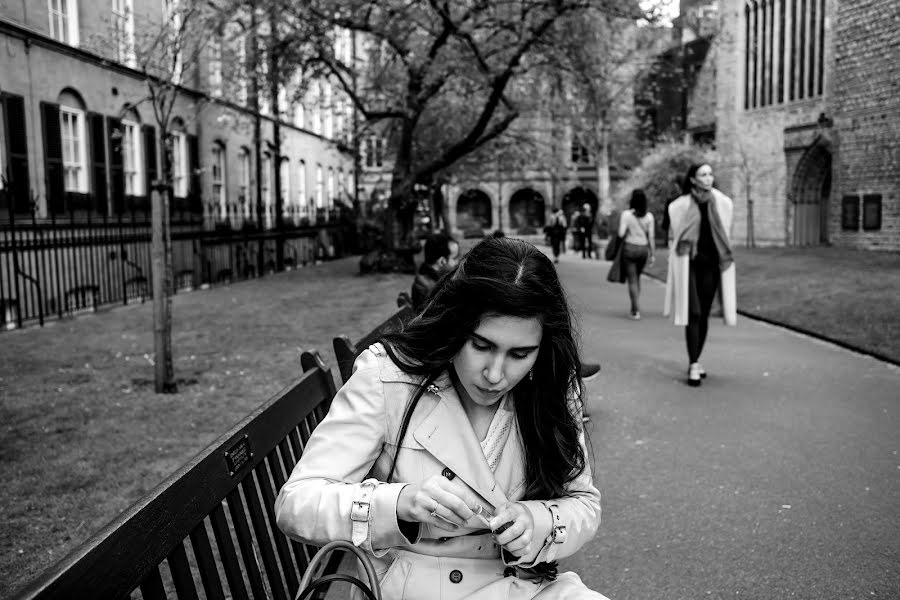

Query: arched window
<box><xmin>121</xmin><ymin>106</ymin><xmax>143</xmax><ymax>196</ymax></box>
<box><xmin>211</xmin><ymin>141</ymin><xmax>226</xmax><ymax>218</ymax></box>
<box><xmin>58</xmin><ymin>89</ymin><xmax>88</xmax><ymax>193</ymax></box>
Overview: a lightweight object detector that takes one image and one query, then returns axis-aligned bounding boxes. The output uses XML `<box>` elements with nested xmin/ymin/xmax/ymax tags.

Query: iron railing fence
<box><xmin>0</xmin><ymin>195</ymin><xmax>357</xmax><ymax>331</ymax></box>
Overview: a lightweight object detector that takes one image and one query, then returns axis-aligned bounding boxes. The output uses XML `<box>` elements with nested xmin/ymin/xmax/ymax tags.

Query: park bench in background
<box><xmin>333</xmin><ymin>292</ymin><xmax>414</xmax><ymax>384</ymax></box>
<box><xmin>14</xmin><ymin>350</ymin><xmax>342</xmax><ymax>600</ymax></box>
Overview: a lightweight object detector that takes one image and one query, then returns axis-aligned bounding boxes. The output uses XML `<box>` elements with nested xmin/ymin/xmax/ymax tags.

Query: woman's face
<box><xmin>692</xmin><ymin>164</ymin><xmax>714</xmax><ymax>191</ymax></box>
<box><xmin>452</xmin><ymin>315</ymin><xmax>542</xmax><ymax>407</ymax></box>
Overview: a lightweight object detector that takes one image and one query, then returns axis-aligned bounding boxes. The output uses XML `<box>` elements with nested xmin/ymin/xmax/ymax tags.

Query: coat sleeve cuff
<box><xmin>366</xmin><ymin>482</ymin><xmax>418</xmax><ymax>556</ymax></box>
<box><xmin>501</xmin><ymin>500</ymin><xmax>554</xmax><ymax>567</ymax></box>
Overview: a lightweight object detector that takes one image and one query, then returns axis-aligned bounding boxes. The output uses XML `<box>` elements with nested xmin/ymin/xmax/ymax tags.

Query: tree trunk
<box><xmin>151</xmin><ymin>183</ymin><xmax>176</xmax><ymax>394</ymax></box>
<box><xmin>595</xmin><ymin>122</ymin><xmax>612</xmax><ymax>216</ymax></box>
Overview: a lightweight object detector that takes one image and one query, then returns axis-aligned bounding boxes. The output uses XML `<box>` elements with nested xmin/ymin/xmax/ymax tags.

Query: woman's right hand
<box><xmin>397</xmin><ymin>475</ymin><xmax>480</xmax><ymax>531</ymax></box>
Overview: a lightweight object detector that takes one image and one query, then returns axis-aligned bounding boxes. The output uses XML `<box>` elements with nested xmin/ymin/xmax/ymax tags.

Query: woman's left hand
<box><xmin>489</xmin><ymin>502</ymin><xmax>535</xmax><ymax>557</ymax></box>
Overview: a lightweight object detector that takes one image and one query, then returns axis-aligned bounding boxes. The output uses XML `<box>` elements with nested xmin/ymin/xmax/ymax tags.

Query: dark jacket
<box><xmin>411</xmin><ymin>264</ymin><xmax>441</xmax><ymax>310</ymax></box>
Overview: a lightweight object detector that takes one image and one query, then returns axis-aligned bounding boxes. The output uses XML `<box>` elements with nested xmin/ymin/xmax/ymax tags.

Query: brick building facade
<box><xmin>0</xmin><ymin>1</ymin><xmax>356</xmax><ymax>227</ymax></box>
<box><xmin>715</xmin><ymin>0</ymin><xmax>899</xmax><ymax>250</ymax></box>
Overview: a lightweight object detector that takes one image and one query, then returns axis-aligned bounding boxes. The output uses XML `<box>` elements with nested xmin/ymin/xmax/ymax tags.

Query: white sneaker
<box><xmin>687</xmin><ymin>363</ymin><xmax>702</xmax><ymax>387</ymax></box>
<box><xmin>696</xmin><ymin>363</ymin><xmax>707</xmax><ymax>379</ymax></box>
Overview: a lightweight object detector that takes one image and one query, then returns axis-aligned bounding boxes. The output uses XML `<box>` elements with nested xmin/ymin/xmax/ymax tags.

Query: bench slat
<box><xmin>189</xmin><ymin>521</ymin><xmax>226</xmax><ymax>600</ymax></box>
<box><xmin>256</xmin><ymin>455</ymin><xmax>301</xmax><ymax>595</ymax></box>
<box><xmin>168</xmin><ymin>543</ymin><xmax>200</xmax><ymax>600</ymax></box>
<box><xmin>138</xmin><ymin>567</ymin><xmax>166</xmax><ymax>600</ymax></box>
<box><xmin>209</xmin><ymin>504</ymin><xmax>250</xmax><ymax>600</ymax></box>
<box><xmin>226</xmin><ymin>488</ymin><xmax>268</xmax><ymax>600</ymax></box>
<box><xmin>266</xmin><ymin>448</ymin><xmax>312</xmax><ymax>577</ymax></box>
<box><xmin>241</xmin><ymin>475</ymin><xmax>290</xmax><ymax>600</ymax></box>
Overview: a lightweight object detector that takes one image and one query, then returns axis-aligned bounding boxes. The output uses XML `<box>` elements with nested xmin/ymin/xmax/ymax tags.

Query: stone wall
<box><xmin>829</xmin><ymin>0</ymin><xmax>900</xmax><ymax>250</ymax></box>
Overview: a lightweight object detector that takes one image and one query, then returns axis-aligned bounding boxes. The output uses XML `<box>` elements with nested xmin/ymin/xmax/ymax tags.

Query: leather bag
<box><xmin>295</xmin><ymin>540</ymin><xmax>382</xmax><ymax>600</ymax></box>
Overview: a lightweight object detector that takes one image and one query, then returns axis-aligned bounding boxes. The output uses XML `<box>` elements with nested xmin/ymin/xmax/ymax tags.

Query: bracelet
<box><xmin>541</xmin><ymin>501</ymin><xmax>566</xmax><ymax>544</ymax></box>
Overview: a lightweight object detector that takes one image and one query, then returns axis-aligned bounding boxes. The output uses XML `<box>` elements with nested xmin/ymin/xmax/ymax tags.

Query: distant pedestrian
<box><xmin>569</xmin><ymin>208</ymin><xmax>583</xmax><ymax>254</ymax></box>
<box><xmin>412</xmin><ymin>233</ymin><xmax>460</xmax><ymax>310</ymax></box>
<box><xmin>664</xmin><ymin>163</ymin><xmax>737</xmax><ymax>387</ymax></box>
<box><xmin>618</xmin><ymin>189</ymin><xmax>655</xmax><ymax>320</ymax></box>
<box><xmin>576</xmin><ymin>203</ymin><xmax>595</xmax><ymax>259</ymax></box>
<box><xmin>545</xmin><ymin>206</ymin><xmax>568</xmax><ymax>263</ymax></box>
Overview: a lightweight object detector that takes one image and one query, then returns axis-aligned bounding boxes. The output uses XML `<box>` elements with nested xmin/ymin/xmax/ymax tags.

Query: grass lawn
<box><xmin>643</xmin><ymin>245</ymin><xmax>900</xmax><ymax>364</ymax></box>
<box><xmin>0</xmin><ymin>256</ymin><xmax>409</xmax><ymax>597</ymax></box>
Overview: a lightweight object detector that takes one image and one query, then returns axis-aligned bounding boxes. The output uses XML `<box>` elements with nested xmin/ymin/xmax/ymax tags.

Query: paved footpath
<box><xmin>548</xmin><ymin>249</ymin><xmax>899</xmax><ymax>600</ymax></box>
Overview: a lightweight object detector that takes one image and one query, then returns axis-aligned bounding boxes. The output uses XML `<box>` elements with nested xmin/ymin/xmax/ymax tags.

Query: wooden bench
<box><xmin>332</xmin><ymin>292</ymin><xmax>414</xmax><ymax>384</ymax></box>
<box><xmin>14</xmin><ymin>350</ymin><xmax>343</xmax><ymax>600</ymax></box>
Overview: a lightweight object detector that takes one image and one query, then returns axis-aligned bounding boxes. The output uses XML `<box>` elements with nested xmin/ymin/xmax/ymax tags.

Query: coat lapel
<box><xmin>412</xmin><ymin>385</ymin><xmax>508</xmax><ymax>511</ymax></box>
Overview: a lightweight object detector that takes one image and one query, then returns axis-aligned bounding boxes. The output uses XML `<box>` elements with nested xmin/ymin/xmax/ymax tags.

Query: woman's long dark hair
<box><xmin>379</xmin><ymin>237</ymin><xmax>587</xmax><ymax>502</ymax></box>
<box><xmin>681</xmin><ymin>163</ymin><xmax>710</xmax><ymax>195</ymax></box>
<box><xmin>630</xmin><ymin>189</ymin><xmax>648</xmax><ymax>217</ymax></box>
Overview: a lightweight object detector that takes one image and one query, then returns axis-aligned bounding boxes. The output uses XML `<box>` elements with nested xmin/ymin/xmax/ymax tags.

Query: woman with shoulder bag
<box><xmin>617</xmin><ymin>189</ymin><xmax>655</xmax><ymax>320</ymax></box>
<box><xmin>276</xmin><ymin>237</ymin><xmax>608</xmax><ymax>600</ymax></box>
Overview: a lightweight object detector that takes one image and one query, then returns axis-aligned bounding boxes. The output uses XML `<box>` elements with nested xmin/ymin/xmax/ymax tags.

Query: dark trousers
<box><xmin>582</xmin><ymin>232</ymin><xmax>593</xmax><ymax>258</ymax></box>
<box><xmin>623</xmin><ymin>243</ymin><xmax>649</xmax><ymax>314</ymax></box>
<box><xmin>550</xmin><ymin>236</ymin><xmax>564</xmax><ymax>258</ymax></box>
<box><xmin>685</xmin><ymin>260</ymin><xmax>720</xmax><ymax>363</ymax></box>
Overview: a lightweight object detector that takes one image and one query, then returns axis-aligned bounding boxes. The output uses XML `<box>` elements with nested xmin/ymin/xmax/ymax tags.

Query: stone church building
<box><xmin>652</xmin><ymin>0</ymin><xmax>899</xmax><ymax>251</ymax></box>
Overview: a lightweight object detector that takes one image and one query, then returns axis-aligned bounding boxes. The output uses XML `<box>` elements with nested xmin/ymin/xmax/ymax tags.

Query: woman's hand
<box><xmin>396</xmin><ymin>475</ymin><xmax>479</xmax><ymax>531</ymax></box>
<box><xmin>489</xmin><ymin>502</ymin><xmax>536</xmax><ymax>557</ymax></box>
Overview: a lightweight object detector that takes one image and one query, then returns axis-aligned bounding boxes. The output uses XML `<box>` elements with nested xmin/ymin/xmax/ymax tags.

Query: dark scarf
<box><xmin>674</xmin><ymin>188</ymin><xmax>734</xmax><ymax>271</ymax></box>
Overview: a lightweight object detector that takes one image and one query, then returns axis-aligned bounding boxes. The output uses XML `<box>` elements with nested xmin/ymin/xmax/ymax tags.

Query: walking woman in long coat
<box><xmin>276</xmin><ymin>237</ymin><xmax>608</xmax><ymax>599</ymax></box>
<box><xmin>664</xmin><ymin>163</ymin><xmax>737</xmax><ymax>386</ymax></box>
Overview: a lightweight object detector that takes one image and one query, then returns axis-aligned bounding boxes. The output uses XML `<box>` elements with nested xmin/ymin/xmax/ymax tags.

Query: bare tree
<box><xmin>542</xmin><ymin>4</ymin><xmax>665</xmax><ymax>215</ymax></box>
<box><xmin>260</xmin><ymin>0</ymin><xmax>650</xmax><ymax>269</ymax></box>
<box><xmin>92</xmin><ymin>2</ymin><xmax>223</xmax><ymax>392</ymax></box>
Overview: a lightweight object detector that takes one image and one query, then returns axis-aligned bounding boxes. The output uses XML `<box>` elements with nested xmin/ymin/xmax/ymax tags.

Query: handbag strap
<box><xmin>296</xmin><ymin>540</ymin><xmax>382</xmax><ymax>600</ymax></box>
<box><xmin>295</xmin><ymin>574</ymin><xmax>379</xmax><ymax>600</ymax></box>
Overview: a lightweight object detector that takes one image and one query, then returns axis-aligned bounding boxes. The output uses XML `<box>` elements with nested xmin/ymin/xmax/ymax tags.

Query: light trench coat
<box><xmin>663</xmin><ymin>189</ymin><xmax>738</xmax><ymax>326</ymax></box>
<box><xmin>275</xmin><ymin>344</ymin><xmax>607</xmax><ymax>600</ymax></box>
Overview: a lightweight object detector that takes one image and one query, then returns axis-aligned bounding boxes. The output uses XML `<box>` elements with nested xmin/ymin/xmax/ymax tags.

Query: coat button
<box><xmin>449</xmin><ymin>569</ymin><xmax>463</xmax><ymax>584</ymax></box>
<box><xmin>503</xmin><ymin>567</ymin><xmax>517</xmax><ymax>578</ymax></box>
<box><xmin>441</xmin><ymin>468</ymin><xmax>455</xmax><ymax>480</ymax></box>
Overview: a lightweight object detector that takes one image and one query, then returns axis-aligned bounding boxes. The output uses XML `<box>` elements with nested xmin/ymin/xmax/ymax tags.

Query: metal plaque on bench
<box><xmin>224</xmin><ymin>434</ymin><xmax>252</xmax><ymax>477</ymax></box>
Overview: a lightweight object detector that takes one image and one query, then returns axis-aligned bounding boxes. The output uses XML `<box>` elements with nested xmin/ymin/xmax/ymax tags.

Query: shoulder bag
<box><xmin>295</xmin><ymin>540</ymin><xmax>382</xmax><ymax>600</ymax></box>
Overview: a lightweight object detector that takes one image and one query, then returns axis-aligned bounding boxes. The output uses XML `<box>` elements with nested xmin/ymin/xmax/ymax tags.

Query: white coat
<box><xmin>275</xmin><ymin>344</ymin><xmax>608</xmax><ymax>600</ymax></box>
<box><xmin>663</xmin><ymin>189</ymin><xmax>738</xmax><ymax>326</ymax></box>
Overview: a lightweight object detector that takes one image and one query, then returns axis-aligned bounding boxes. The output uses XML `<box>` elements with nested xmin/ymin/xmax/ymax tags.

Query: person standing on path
<box><xmin>576</xmin><ymin>204</ymin><xmax>595</xmax><ymax>260</ymax></box>
<box><xmin>618</xmin><ymin>189</ymin><xmax>655</xmax><ymax>320</ymax></box>
<box><xmin>545</xmin><ymin>207</ymin><xmax>568</xmax><ymax>263</ymax></box>
<box><xmin>664</xmin><ymin>163</ymin><xmax>737</xmax><ymax>386</ymax></box>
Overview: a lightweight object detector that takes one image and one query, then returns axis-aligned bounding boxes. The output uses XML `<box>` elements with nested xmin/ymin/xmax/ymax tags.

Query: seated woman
<box><xmin>275</xmin><ymin>237</ymin><xmax>609</xmax><ymax>600</ymax></box>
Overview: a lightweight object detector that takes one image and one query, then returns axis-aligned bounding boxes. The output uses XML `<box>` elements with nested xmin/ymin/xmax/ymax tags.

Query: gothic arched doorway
<box><xmin>791</xmin><ymin>145</ymin><xmax>832</xmax><ymax>246</ymax></box>
<box><xmin>509</xmin><ymin>188</ymin><xmax>546</xmax><ymax>231</ymax></box>
<box><xmin>561</xmin><ymin>186</ymin><xmax>598</xmax><ymax>221</ymax></box>
<box><xmin>456</xmin><ymin>189</ymin><xmax>493</xmax><ymax>231</ymax></box>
